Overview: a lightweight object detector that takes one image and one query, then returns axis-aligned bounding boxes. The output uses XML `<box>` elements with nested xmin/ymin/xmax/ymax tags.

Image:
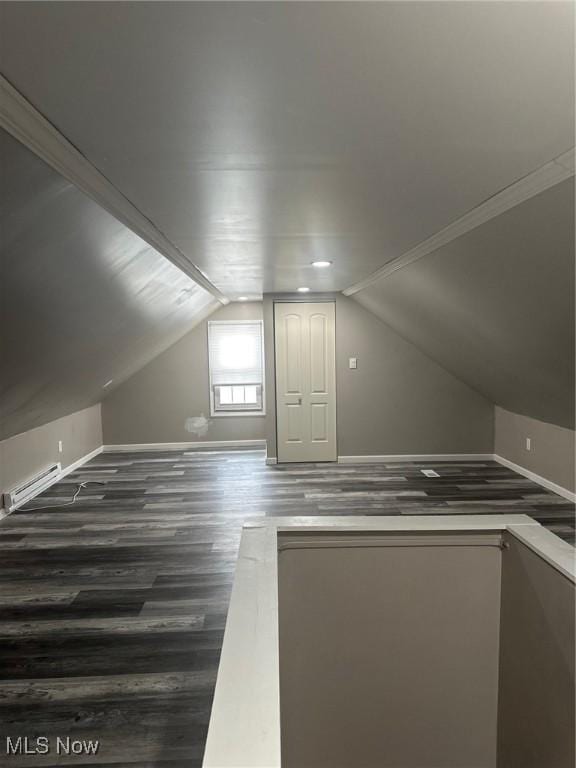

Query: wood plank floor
<box><xmin>0</xmin><ymin>449</ymin><xmax>573</xmax><ymax>766</ymax></box>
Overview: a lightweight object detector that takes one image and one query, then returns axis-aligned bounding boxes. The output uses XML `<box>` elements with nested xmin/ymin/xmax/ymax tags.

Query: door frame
<box><xmin>273</xmin><ymin>298</ymin><xmax>338</xmax><ymax>463</ymax></box>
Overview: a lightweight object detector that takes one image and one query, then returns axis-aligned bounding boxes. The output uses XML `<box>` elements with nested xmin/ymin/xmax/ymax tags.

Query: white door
<box><xmin>275</xmin><ymin>302</ymin><xmax>337</xmax><ymax>462</ymax></box>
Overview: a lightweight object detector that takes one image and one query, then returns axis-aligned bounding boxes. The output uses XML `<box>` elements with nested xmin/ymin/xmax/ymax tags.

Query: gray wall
<box><xmin>102</xmin><ymin>303</ymin><xmax>265</xmax><ymax>445</ymax></box>
<box><xmin>353</xmin><ymin>179</ymin><xmax>575</xmax><ymax>430</ymax></box>
<box><xmin>498</xmin><ymin>534</ymin><xmax>575</xmax><ymax>768</ymax></box>
<box><xmin>279</xmin><ymin>535</ymin><xmax>502</xmax><ymax>767</ymax></box>
<box><xmin>495</xmin><ymin>407</ymin><xmax>575</xmax><ymax>493</ymax></box>
<box><xmin>0</xmin><ymin>129</ymin><xmax>217</xmax><ymax>440</ymax></box>
<box><xmin>0</xmin><ymin>404</ymin><xmax>102</xmax><ymax>504</ymax></box>
<box><xmin>264</xmin><ymin>294</ymin><xmax>494</xmax><ymax>459</ymax></box>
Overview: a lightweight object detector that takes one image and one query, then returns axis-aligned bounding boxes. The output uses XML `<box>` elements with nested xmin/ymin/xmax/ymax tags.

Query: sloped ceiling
<box><xmin>353</xmin><ymin>179</ymin><xmax>575</xmax><ymax>430</ymax></box>
<box><xmin>0</xmin><ymin>1</ymin><xmax>573</xmax><ymax>296</ymax></box>
<box><xmin>0</xmin><ymin>2</ymin><xmax>573</xmax><ymax>443</ymax></box>
<box><xmin>0</xmin><ymin>129</ymin><xmax>218</xmax><ymax>440</ymax></box>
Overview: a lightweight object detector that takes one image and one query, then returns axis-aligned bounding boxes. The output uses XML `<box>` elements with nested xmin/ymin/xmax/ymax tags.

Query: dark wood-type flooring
<box><xmin>0</xmin><ymin>449</ymin><xmax>574</xmax><ymax>766</ymax></box>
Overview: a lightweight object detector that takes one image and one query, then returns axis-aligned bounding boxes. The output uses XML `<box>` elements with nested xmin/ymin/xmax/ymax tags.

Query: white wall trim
<box><xmin>206</xmin><ymin>515</ymin><xmax>576</xmax><ymax>767</ymax></box>
<box><xmin>493</xmin><ymin>454</ymin><xmax>576</xmax><ymax>503</ymax></box>
<box><xmin>3</xmin><ymin>447</ymin><xmax>572</xmax><ymax>513</ymax></box>
<box><xmin>103</xmin><ymin>440</ymin><xmax>266</xmax><ymax>453</ymax></box>
<box><xmin>338</xmin><ymin>452</ymin><xmax>575</xmax><ymax>502</ymax></box>
<box><xmin>0</xmin><ymin>445</ymin><xmax>104</xmax><ymax>517</ymax></box>
<box><xmin>0</xmin><ymin>74</ymin><xmax>227</xmax><ymax>305</ymax></box>
<box><xmin>343</xmin><ymin>147</ymin><xmax>575</xmax><ymax>296</ymax></box>
<box><xmin>59</xmin><ymin>446</ymin><xmax>103</xmax><ymax>479</ymax></box>
<box><xmin>338</xmin><ymin>453</ymin><xmax>494</xmax><ymax>464</ymax></box>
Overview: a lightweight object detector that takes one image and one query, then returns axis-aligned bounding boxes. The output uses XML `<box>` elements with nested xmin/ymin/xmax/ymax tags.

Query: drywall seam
<box><xmin>0</xmin><ymin>74</ymin><xmax>227</xmax><ymax>304</ymax></box>
<box><xmin>344</xmin><ymin>148</ymin><xmax>575</xmax><ymax>295</ymax></box>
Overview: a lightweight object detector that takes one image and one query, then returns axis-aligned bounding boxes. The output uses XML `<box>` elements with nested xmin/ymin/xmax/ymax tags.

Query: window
<box><xmin>208</xmin><ymin>320</ymin><xmax>265</xmax><ymax>416</ymax></box>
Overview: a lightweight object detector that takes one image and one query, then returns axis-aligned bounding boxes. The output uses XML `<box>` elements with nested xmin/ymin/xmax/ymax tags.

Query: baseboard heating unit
<box><xmin>3</xmin><ymin>462</ymin><xmax>62</xmax><ymax>513</ymax></box>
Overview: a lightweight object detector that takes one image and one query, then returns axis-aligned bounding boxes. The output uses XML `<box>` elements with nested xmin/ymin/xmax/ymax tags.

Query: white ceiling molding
<box><xmin>0</xmin><ymin>74</ymin><xmax>228</xmax><ymax>304</ymax></box>
<box><xmin>343</xmin><ymin>147</ymin><xmax>575</xmax><ymax>296</ymax></box>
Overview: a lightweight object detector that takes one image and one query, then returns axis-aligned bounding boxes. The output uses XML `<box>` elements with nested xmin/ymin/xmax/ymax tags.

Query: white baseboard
<box><xmin>59</xmin><ymin>446</ymin><xmax>103</xmax><ymax>478</ymax></box>
<box><xmin>103</xmin><ymin>440</ymin><xmax>266</xmax><ymax>453</ymax></box>
<box><xmin>338</xmin><ymin>453</ymin><xmax>493</xmax><ymax>464</ymax></box>
<box><xmin>493</xmin><ymin>454</ymin><xmax>576</xmax><ymax>503</ymax></box>
<box><xmin>0</xmin><ymin>445</ymin><xmax>104</xmax><ymax>517</ymax></box>
<box><xmin>3</xmin><ymin>446</ymin><xmax>570</xmax><ymax>517</ymax></box>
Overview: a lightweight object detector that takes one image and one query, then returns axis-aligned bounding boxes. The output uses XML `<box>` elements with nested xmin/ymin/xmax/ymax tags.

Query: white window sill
<box><xmin>210</xmin><ymin>411</ymin><xmax>267</xmax><ymax>418</ymax></box>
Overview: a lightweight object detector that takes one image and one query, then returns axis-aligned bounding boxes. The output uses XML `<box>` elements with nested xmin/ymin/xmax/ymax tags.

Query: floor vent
<box><xmin>421</xmin><ymin>469</ymin><xmax>440</xmax><ymax>478</ymax></box>
<box><xmin>3</xmin><ymin>462</ymin><xmax>62</xmax><ymax>513</ymax></box>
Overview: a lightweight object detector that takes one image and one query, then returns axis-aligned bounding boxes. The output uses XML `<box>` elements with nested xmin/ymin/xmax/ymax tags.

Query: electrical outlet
<box><xmin>58</xmin><ymin>440</ymin><xmax>63</xmax><ymax>454</ymax></box>
<box><xmin>525</xmin><ymin>437</ymin><xmax>531</xmax><ymax>451</ymax></box>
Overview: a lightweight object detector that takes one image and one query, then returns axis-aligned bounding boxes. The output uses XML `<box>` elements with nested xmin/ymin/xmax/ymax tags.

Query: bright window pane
<box><xmin>209</xmin><ymin>322</ymin><xmax>263</xmax><ymax>386</ymax></box>
<box><xmin>208</xmin><ymin>321</ymin><xmax>264</xmax><ymax>414</ymax></box>
<box><xmin>219</xmin><ymin>335</ymin><xmax>258</xmax><ymax>372</ymax></box>
<box><xmin>219</xmin><ymin>386</ymin><xmax>233</xmax><ymax>404</ymax></box>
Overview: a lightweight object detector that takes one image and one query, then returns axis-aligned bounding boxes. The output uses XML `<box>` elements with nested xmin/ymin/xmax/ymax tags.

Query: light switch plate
<box><xmin>349</xmin><ymin>357</ymin><xmax>357</xmax><ymax>369</ymax></box>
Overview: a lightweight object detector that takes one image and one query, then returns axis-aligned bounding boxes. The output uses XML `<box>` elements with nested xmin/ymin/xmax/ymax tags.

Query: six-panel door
<box><xmin>274</xmin><ymin>302</ymin><xmax>337</xmax><ymax>462</ymax></box>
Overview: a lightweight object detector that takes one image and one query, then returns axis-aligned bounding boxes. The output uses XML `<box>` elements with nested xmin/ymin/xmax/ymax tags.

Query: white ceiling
<box><xmin>0</xmin><ymin>1</ymin><xmax>573</xmax><ymax>298</ymax></box>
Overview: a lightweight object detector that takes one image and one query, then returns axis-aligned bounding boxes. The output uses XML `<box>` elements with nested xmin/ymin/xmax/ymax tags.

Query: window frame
<box><xmin>207</xmin><ymin>319</ymin><xmax>266</xmax><ymax>418</ymax></box>
<box><xmin>213</xmin><ymin>383</ymin><xmax>263</xmax><ymax>412</ymax></box>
